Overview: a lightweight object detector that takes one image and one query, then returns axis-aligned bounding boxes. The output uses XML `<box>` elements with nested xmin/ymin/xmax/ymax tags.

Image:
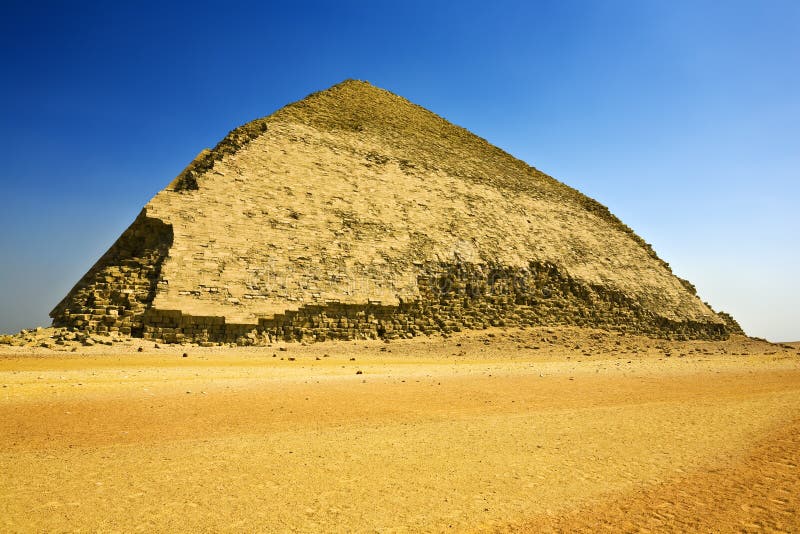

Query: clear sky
<box><xmin>1</xmin><ymin>1</ymin><xmax>797</xmax><ymax>340</ymax></box>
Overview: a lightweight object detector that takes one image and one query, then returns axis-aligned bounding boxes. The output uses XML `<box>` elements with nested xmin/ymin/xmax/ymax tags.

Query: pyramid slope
<box><xmin>52</xmin><ymin>80</ymin><xmax>730</xmax><ymax>343</ymax></box>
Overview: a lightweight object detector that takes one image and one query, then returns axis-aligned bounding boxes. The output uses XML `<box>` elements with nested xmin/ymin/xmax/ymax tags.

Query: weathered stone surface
<box><xmin>51</xmin><ymin>210</ymin><xmax>172</xmax><ymax>335</ymax></box>
<box><xmin>51</xmin><ymin>80</ymin><xmax>736</xmax><ymax>342</ymax></box>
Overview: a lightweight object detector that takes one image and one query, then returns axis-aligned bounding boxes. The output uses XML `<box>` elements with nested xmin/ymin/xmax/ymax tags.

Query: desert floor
<box><xmin>1</xmin><ymin>327</ymin><xmax>799</xmax><ymax>533</ymax></box>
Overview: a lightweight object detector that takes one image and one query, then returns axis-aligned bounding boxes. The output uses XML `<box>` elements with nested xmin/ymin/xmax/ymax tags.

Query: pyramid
<box><xmin>51</xmin><ymin>80</ymin><xmax>740</xmax><ymax>344</ymax></box>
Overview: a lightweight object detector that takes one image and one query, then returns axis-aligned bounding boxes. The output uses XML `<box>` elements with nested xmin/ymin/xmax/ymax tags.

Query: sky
<box><xmin>0</xmin><ymin>0</ymin><xmax>797</xmax><ymax>340</ymax></box>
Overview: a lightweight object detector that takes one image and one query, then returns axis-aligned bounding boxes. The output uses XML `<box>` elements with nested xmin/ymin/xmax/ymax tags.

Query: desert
<box><xmin>2</xmin><ymin>327</ymin><xmax>798</xmax><ymax>532</ymax></box>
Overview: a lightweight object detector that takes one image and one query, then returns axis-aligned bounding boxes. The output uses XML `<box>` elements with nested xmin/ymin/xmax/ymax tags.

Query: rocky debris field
<box><xmin>1</xmin><ymin>324</ymin><xmax>797</xmax><ymax>358</ymax></box>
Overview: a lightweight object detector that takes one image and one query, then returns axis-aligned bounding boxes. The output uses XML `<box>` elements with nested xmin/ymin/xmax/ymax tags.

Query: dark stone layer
<box><xmin>140</xmin><ymin>261</ymin><xmax>730</xmax><ymax>344</ymax></box>
<box><xmin>716</xmin><ymin>311</ymin><xmax>745</xmax><ymax>335</ymax></box>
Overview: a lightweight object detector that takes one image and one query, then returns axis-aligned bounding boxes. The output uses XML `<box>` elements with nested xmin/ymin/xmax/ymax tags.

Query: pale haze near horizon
<box><xmin>0</xmin><ymin>1</ymin><xmax>797</xmax><ymax>341</ymax></box>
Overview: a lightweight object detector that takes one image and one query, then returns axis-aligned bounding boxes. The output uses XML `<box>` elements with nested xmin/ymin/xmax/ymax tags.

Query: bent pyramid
<box><xmin>51</xmin><ymin>80</ymin><xmax>739</xmax><ymax>343</ymax></box>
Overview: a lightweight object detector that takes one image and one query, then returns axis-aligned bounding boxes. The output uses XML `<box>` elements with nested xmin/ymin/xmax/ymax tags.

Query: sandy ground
<box><xmin>1</xmin><ymin>327</ymin><xmax>799</xmax><ymax>532</ymax></box>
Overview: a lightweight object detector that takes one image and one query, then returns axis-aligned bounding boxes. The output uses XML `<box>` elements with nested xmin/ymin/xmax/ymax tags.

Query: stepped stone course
<box><xmin>51</xmin><ymin>79</ymin><xmax>737</xmax><ymax>343</ymax></box>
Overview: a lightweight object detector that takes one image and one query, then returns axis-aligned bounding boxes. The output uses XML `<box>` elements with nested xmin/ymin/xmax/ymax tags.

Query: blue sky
<box><xmin>1</xmin><ymin>0</ymin><xmax>797</xmax><ymax>340</ymax></box>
